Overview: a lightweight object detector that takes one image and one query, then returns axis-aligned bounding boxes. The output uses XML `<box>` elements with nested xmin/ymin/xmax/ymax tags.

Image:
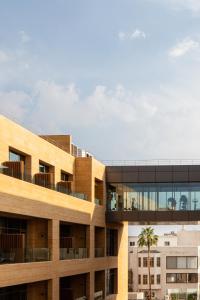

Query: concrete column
<box><xmin>48</xmin><ymin>219</ymin><xmax>59</xmax><ymax>261</ymax></box>
<box><xmin>88</xmin><ymin>271</ymin><xmax>94</xmax><ymax>300</ymax></box>
<box><xmin>117</xmin><ymin>221</ymin><xmax>128</xmax><ymax>300</ymax></box>
<box><xmin>48</xmin><ymin>278</ymin><xmax>59</xmax><ymax>300</ymax></box>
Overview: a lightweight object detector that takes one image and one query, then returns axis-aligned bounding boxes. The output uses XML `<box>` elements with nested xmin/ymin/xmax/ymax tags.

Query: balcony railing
<box><xmin>0</xmin><ymin>248</ymin><xmax>50</xmax><ymax>264</ymax></box>
<box><xmin>60</xmin><ymin>248</ymin><xmax>88</xmax><ymax>260</ymax></box>
<box><xmin>95</xmin><ymin>198</ymin><xmax>101</xmax><ymax>205</ymax></box>
<box><xmin>0</xmin><ymin>168</ymin><xmax>87</xmax><ymax>201</ymax></box>
<box><xmin>95</xmin><ymin>248</ymin><xmax>104</xmax><ymax>258</ymax></box>
<box><xmin>94</xmin><ymin>290</ymin><xmax>103</xmax><ymax>300</ymax></box>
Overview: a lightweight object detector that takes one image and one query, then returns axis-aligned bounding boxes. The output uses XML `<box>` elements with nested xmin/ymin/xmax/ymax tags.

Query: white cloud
<box><xmin>0</xmin><ymin>91</ymin><xmax>31</xmax><ymax>123</ymax></box>
<box><xmin>118</xmin><ymin>29</ymin><xmax>146</xmax><ymax>41</ymax></box>
<box><xmin>0</xmin><ymin>50</ymin><xmax>10</xmax><ymax>63</ymax></box>
<box><xmin>19</xmin><ymin>30</ymin><xmax>31</xmax><ymax>43</ymax></box>
<box><xmin>148</xmin><ymin>0</ymin><xmax>200</xmax><ymax>12</ymax></box>
<box><xmin>1</xmin><ymin>79</ymin><xmax>200</xmax><ymax>160</ymax></box>
<box><xmin>169</xmin><ymin>38</ymin><xmax>199</xmax><ymax>58</ymax></box>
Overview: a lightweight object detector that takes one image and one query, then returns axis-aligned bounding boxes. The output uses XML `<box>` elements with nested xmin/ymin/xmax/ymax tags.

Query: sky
<box><xmin>1</xmin><ymin>0</ymin><xmax>200</xmax><ymax>160</ymax></box>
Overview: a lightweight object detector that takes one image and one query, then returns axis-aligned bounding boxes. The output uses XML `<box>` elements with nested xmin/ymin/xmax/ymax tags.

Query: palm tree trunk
<box><xmin>148</xmin><ymin>244</ymin><xmax>151</xmax><ymax>300</ymax></box>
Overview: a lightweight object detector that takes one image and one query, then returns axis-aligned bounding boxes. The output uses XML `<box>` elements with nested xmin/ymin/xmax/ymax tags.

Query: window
<box><xmin>166</xmin><ymin>273</ymin><xmax>197</xmax><ymax>283</ymax></box>
<box><xmin>188</xmin><ymin>273</ymin><xmax>198</xmax><ymax>283</ymax></box>
<box><xmin>187</xmin><ymin>257</ymin><xmax>198</xmax><ymax>269</ymax></box>
<box><xmin>143</xmin><ymin>275</ymin><xmax>148</xmax><ymax>285</ymax></box>
<box><xmin>176</xmin><ymin>273</ymin><xmax>187</xmax><ymax>283</ymax></box>
<box><xmin>166</xmin><ymin>256</ymin><xmax>198</xmax><ymax>269</ymax></box>
<box><xmin>177</xmin><ymin>257</ymin><xmax>186</xmax><ymax>269</ymax></box>
<box><xmin>157</xmin><ymin>274</ymin><xmax>161</xmax><ymax>284</ymax></box>
<box><xmin>130</xmin><ymin>241</ymin><xmax>135</xmax><ymax>246</ymax></box>
<box><xmin>166</xmin><ymin>257</ymin><xmax>177</xmax><ymax>269</ymax></box>
<box><xmin>143</xmin><ymin>257</ymin><xmax>148</xmax><ymax>267</ymax></box>
<box><xmin>9</xmin><ymin>150</ymin><xmax>23</xmax><ymax>162</ymax></box>
<box><xmin>150</xmin><ymin>275</ymin><xmax>154</xmax><ymax>284</ymax></box>
<box><xmin>150</xmin><ymin>257</ymin><xmax>154</xmax><ymax>267</ymax></box>
<box><xmin>138</xmin><ymin>275</ymin><xmax>141</xmax><ymax>284</ymax></box>
<box><xmin>166</xmin><ymin>273</ymin><xmax>176</xmax><ymax>283</ymax></box>
<box><xmin>157</xmin><ymin>257</ymin><xmax>161</xmax><ymax>267</ymax></box>
<box><xmin>138</xmin><ymin>257</ymin><xmax>141</xmax><ymax>267</ymax></box>
<box><xmin>61</xmin><ymin>172</ymin><xmax>69</xmax><ymax>181</ymax></box>
<box><xmin>165</xmin><ymin>241</ymin><xmax>170</xmax><ymax>246</ymax></box>
<box><xmin>106</xmin><ymin>269</ymin><xmax>117</xmax><ymax>295</ymax></box>
<box><xmin>39</xmin><ymin>163</ymin><xmax>49</xmax><ymax>173</ymax></box>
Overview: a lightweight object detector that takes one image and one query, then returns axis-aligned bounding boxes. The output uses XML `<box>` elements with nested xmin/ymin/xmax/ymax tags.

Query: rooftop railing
<box><xmin>103</xmin><ymin>159</ymin><xmax>200</xmax><ymax>166</ymax></box>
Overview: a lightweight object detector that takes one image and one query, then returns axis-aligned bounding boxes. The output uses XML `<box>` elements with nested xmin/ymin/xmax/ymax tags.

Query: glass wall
<box><xmin>107</xmin><ymin>183</ymin><xmax>200</xmax><ymax>211</ymax></box>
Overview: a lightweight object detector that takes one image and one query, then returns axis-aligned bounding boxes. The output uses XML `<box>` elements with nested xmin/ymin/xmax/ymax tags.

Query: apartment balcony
<box><xmin>95</xmin><ymin>270</ymin><xmax>105</xmax><ymax>300</ymax></box>
<box><xmin>60</xmin><ymin>248</ymin><xmax>88</xmax><ymax>260</ymax></box>
<box><xmin>60</xmin><ymin>222</ymin><xmax>89</xmax><ymax>260</ymax></box>
<box><xmin>0</xmin><ymin>168</ymin><xmax>87</xmax><ymax>201</ymax></box>
<box><xmin>0</xmin><ymin>280</ymin><xmax>48</xmax><ymax>300</ymax></box>
<box><xmin>60</xmin><ymin>273</ymin><xmax>89</xmax><ymax>300</ymax></box>
<box><xmin>0</xmin><ymin>247</ymin><xmax>50</xmax><ymax>264</ymax></box>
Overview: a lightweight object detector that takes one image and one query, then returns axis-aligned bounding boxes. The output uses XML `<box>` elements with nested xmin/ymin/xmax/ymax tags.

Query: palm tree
<box><xmin>137</xmin><ymin>227</ymin><xmax>158</xmax><ymax>300</ymax></box>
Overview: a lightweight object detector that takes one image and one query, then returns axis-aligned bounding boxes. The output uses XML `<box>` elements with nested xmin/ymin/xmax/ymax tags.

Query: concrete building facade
<box><xmin>129</xmin><ymin>230</ymin><xmax>200</xmax><ymax>300</ymax></box>
<box><xmin>0</xmin><ymin>115</ymin><xmax>128</xmax><ymax>300</ymax></box>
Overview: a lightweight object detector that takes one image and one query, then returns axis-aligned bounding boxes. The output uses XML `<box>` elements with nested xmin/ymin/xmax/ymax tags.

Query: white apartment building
<box><xmin>129</xmin><ymin>230</ymin><xmax>200</xmax><ymax>300</ymax></box>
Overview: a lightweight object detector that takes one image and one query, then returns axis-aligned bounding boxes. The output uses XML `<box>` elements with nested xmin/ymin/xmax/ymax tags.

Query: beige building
<box><xmin>0</xmin><ymin>115</ymin><xmax>128</xmax><ymax>300</ymax></box>
<box><xmin>129</xmin><ymin>230</ymin><xmax>200</xmax><ymax>300</ymax></box>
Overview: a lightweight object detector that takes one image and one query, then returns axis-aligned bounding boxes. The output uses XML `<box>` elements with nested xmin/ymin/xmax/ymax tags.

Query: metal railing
<box><xmin>0</xmin><ymin>248</ymin><xmax>50</xmax><ymax>264</ymax></box>
<box><xmin>60</xmin><ymin>248</ymin><xmax>88</xmax><ymax>260</ymax></box>
<box><xmin>102</xmin><ymin>159</ymin><xmax>200</xmax><ymax>166</ymax></box>
<box><xmin>0</xmin><ymin>168</ymin><xmax>88</xmax><ymax>201</ymax></box>
<box><xmin>95</xmin><ymin>198</ymin><xmax>101</xmax><ymax>205</ymax></box>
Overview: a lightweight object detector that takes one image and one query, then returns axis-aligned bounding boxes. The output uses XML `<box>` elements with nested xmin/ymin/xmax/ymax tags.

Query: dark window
<box><xmin>61</xmin><ymin>172</ymin><xmax>69</xmax><ymax>181</ymax></box>
<box><xmin>138</xmin><ymin>257</ymin><xmax>141</xmax><ymax>267</ymax></box>
<box><xmin>143</xmin><ymin>275</ymin><xmax>148</xmax><ymax>285</ymax></box>
<box><xmin>0</xmin><ymin>284</ymin><xmax>27</xmax><ymax>299</ymax></box>
<box><xmin>106</xmin><ymin>269</ymin><xmax>117</xmax><ymax>295</ymax></box>
<box><xmin>157</xmin><ymin>274</ymin><xmax>161</xmax><ymax>284</ymax></box>
<box><xmin>176</xmin><ymin>273</ymin><xmax>187</xmax><ymax>283</ymax></box>
<box><xmin>150</xmin><ymin>275</ymin><xmax>154</xmax><ymax>284</ymax></box>
<box><xmin>165</xmin><ymin>241</ymin><xmax>170</xmax><ymax>246</ymax></box>
<box><xmin>39</xmin><ymin>163</ymin><xmax>49</xmax><ymax>173</ymax></box>
<box><xmin>138</xmin><ymin>275</ymin><xmax>141</xmax><ymax>284</ymax></box>
<box><xmin>106</xmin><ymin>229</ymin><xmax>118</xmax><ymax>256</ymax></box>
<box><xmin>150</xmin><ymin>257</ymin><xmax>154</xmax><ymax>267</ymax></box>
<box><xmin>157</xmin><ymin>257</ymin><xmax>161</xmax><ymax>267</ymax></box>
<box><xmin>166</xmin><ymin>273</ymin><xmax>196</xmax><ymax>283</ymax></box>
<box><xmin>130</xmin><ymin>241</ymin><xmax>135</xmax><ymax>246</ymax></box>
<box><xmin>188</xmin><ymin>273</ymin><xmax>198</xmax><ymax>283</ymax></box>
<box><xmin>143</xmin><ymin>257</ymin><xmax>148</xmax><ymax>267</ymax></box>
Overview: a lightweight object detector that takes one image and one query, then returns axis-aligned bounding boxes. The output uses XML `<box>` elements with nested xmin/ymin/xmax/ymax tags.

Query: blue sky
<box><xmin>1</xmin><ymin>0</ymin><xmax>200</xmax><ymax>160</ymax></box>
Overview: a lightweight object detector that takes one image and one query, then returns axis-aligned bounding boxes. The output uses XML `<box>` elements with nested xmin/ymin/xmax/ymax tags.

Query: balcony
<box><xmin>95</xmin><ymin>270</ymin><xmax>105</xmax><ymax>300</ymax></box>
<box><xmin>0</xmin><ymin>248</ymin><xmax>50</xmax><ymax>264</ymax></box>
<box><xmin>0</xmin><ymin>281</ymin><xmax>48</xmax><ymax>300</ymax></box>
<box><xmin>0</xmin><ymin>168</ymin><xmax>87</xmax><ymax>201</ymax></box>
<box><xmin>60</xmin><ymin>273</ymin><xmax>89</xmax><ymax>300</ymax></box>
<box><xmin>60</xmin><ymin>222</ymin><xmax>89</xmax><ymax>260</ymax></box>
<box><xmin>60</xmin><ymin>248</ymin><xmax>87</xmax><ymax>260</ymax></box>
